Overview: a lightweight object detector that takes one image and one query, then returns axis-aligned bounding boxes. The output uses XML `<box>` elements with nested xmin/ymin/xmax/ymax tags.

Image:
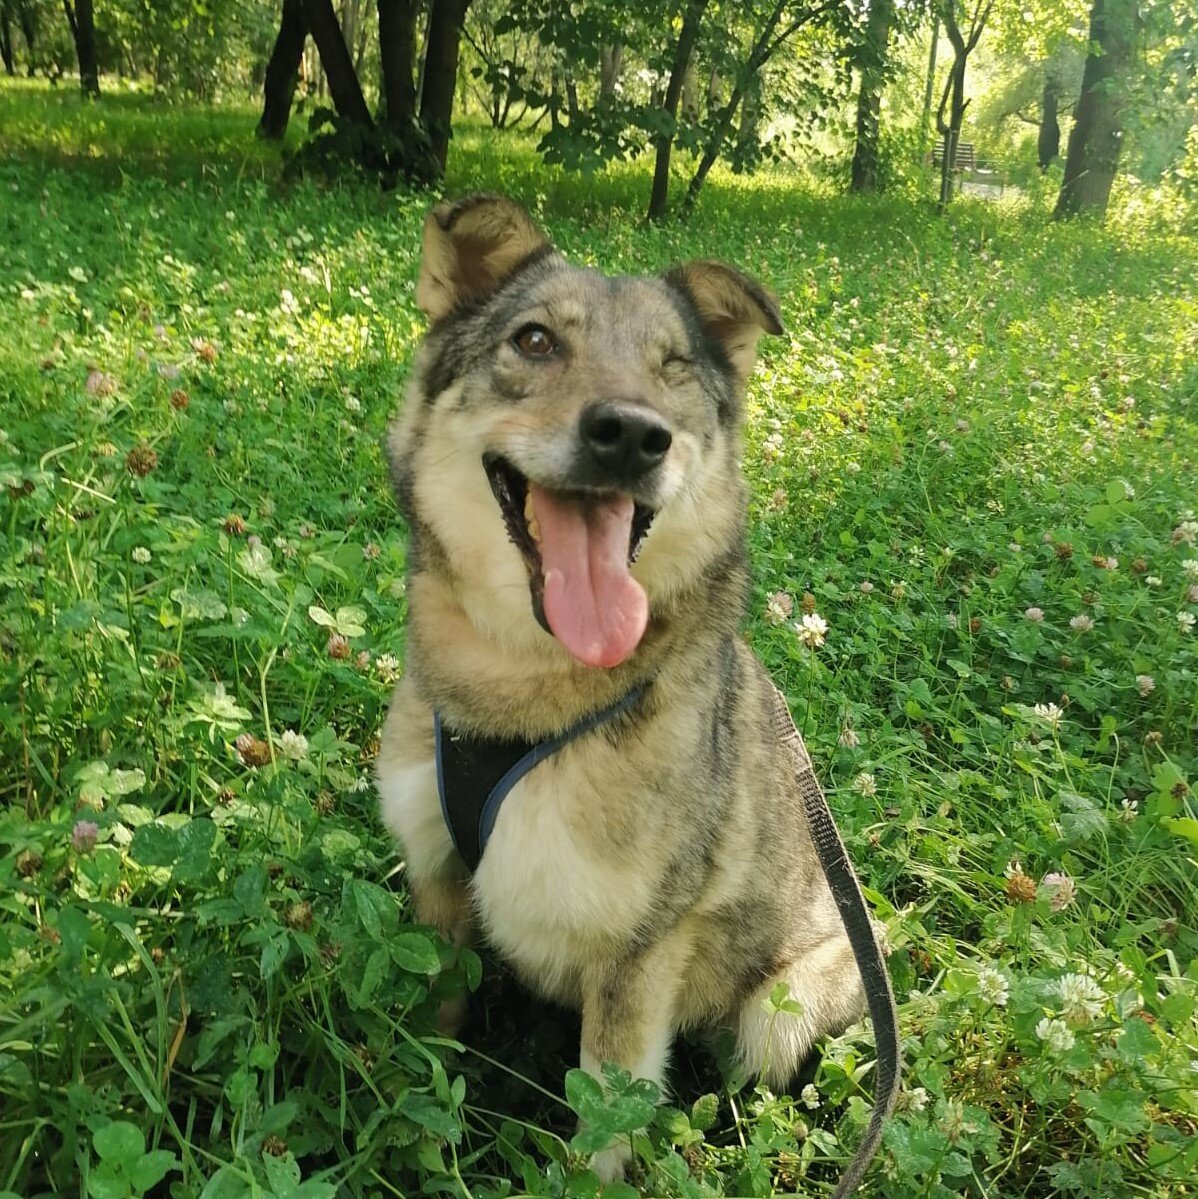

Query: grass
<box><xmin>1</xmin><ymin>81</ymin><xmax>1196</xmax><ymax>1199</ymax></box>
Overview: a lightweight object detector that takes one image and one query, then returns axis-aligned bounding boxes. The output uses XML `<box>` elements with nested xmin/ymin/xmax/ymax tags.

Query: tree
<box><xmin>935</xmin><ymin>0</ymin><xmax>995</xmax><ymax>207</ymax></box>
<box><xmin>258</xmin><ymin>0</ymin><xmax>307</xmax><ymax>140</ymax></box>
<box><xmin>301</xmin><ymin>0</ymin><xmax>373</xmax><ymax>128</ymax></box>
<box><xmin>62</xmin><ymin>0</ymin><xmax>98</xmax><ymax>96</ymax></box>
<box><xmin>378</xmin><ymin>0</ymin><xmax>419</xmax><ymax>133</ymax></box>
<box><xmin>1055</xmin><ymin>0</ymin><xmax>1139</xmax><ymax>218</ymax></box>
<box><xmin>1</xmin><ymin>2</ymin><xmax>14</xmax><ymax>75</ymax></box>
<box><xmin>420</xmin><ymin>0</ymin><xmax>472</xmax><ymax>175</ymax></box>
<box><xmin>850</xmin><ymin>0</ymin><xmax>896</xmax><ymax>192</ymax></box>
<box><xmin>647</xmin><ymin>0</ymin><xmax>709</xmax><ymax>221</ymax></box>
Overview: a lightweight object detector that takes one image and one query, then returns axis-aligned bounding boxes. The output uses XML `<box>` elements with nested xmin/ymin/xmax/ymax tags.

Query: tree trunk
<box><xmin>680</xmin><ymin>54</ymin><xmax>699</xmax><ymax>121</ymax></box>
<box><xmin>682</xmin><ymin>0</ymin><xmax>787</xmax><ymax>214</ymax></box>
<box><xmin>850</xmin><ymin>0</ymin><xmax>895</xmax><ymax>193</ymax></box>
<box><xmin>1</xmin><ymin>3</ymin><xmax>14</xmax><ymax>76</ymax></box>
<box><xmin>257</xmin><ymin>0</ymin><xmax>308</xmax><ymax>140</ymax></box>
<box><xmin>65</xmin><ymin>0</ymin><xmax>98</xmax><ymax>97</ymax></box>
<box><xmin>1037</xmin><ymin>73</ymin><xmax>1059</xmax><ymax>170</ymax></box>
<box><xmin>420</xmin><ymin>0</ymin><xmax>469</xmax><ymax>175</ymax></box>
<box><xmin>564</xmin><ymin>69</ymin><xmax>579</xmax><ymax>122</ymax></box>
<box><xmin>377</xmin><ymin>0</ymin><xmax>417</xmax><ymax>131</ymax></box>
<box><xmin>646</xmin><ymin>0</ymin><xmax>709</xmax><ymax>222</ymax></box>
<box><xmin>598</xmin><ymin>41</ymin><xmax>622</xmax><ymax>104</ymax></box>
<box><xmin>1055</xmin><ymin>0</ymin><xmax>1137</xmax><ymax>219</ymax></box>
<box><xmin>920</xmin><ymin>14</ymin><xmax>939</xmax><ymax>151</ymax></box>
<box><xmin>301</xmin><ymin>0</ymin><xmax>373</xmax><ymax>126</ymax></box>
<box><xmin>937</xmin><ymin>55</ymin><xmax>966</xmax><ymax>207</ymax></box>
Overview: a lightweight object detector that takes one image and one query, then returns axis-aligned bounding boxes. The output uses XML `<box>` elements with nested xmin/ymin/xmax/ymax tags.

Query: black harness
<box><xmin>432</xmin><ymin>681</ymin><xmax>899</xmax><ymax>1197</ymax></box>
<box><xmin>434</xmin><ymin>683</ymin><xmax>647</xmax><ymax>871</ymax></box>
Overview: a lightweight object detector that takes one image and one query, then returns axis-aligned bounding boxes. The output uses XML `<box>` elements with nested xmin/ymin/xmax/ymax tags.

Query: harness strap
<box><xmin>435</xmin><ymin>683</ymin><xmax>647</xmax><ymax>871</ymax></box>
<box><xmin>769</xmin><ymin>684</ymin><xmax>901</xmax><ymax>1198</ymax></box>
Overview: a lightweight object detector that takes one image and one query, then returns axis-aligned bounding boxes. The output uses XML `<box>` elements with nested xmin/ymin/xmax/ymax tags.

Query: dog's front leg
<box><xmin>411</xmin><ymin>871</ymin><xmax>474</xmax><ymax>1036</ymax></box>
<box><xmin>578</xmin><ymin>928</ymin><xmax>692</xmax><ymax>1182</ymax></box>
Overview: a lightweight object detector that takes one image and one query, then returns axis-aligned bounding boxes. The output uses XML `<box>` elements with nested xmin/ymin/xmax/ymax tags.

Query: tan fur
<box><xmin>377</xmin><ymin>196</ymin><xmax>864</xmax><ymax>1179</ymax></box>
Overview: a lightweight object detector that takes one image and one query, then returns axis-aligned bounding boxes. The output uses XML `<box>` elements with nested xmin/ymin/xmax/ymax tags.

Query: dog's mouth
<box><xmin>484</xmin><ymin>455</ymin><xmax>655</xmax><ymax>669</ymax></box>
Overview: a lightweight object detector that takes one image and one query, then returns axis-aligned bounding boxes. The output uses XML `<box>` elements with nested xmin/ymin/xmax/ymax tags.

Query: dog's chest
<box><xmin>471</xmin><ymin>762</ymin><xmax>654</xmax><ymax>989</ymax></box>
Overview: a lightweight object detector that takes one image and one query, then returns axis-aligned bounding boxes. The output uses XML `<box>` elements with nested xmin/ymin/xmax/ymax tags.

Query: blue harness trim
<box><xmin>435</xmin><ymin>683</ymin><xmax>647</xmax><ymax>871</ymax></box>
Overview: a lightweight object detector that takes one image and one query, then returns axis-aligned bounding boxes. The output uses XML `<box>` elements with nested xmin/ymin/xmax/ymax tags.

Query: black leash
<box><xmin>770</xmin><ymin>684</ymin><xmax>901</xmax><ymax>1198</ymax></box>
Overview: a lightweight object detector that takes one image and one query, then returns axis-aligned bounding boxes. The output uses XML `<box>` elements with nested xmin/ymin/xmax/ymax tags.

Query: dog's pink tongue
<box><xmin>529</xmin><ymin>485</ymin><xmax>648</xmax><ymax>668</ymax></box>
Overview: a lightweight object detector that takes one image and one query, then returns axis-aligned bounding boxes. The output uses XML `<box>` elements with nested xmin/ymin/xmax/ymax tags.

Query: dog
<box><xmin>376</xmin><ymin>194</ymin><xmax>865</xmax><ymax>1179</ymax></box>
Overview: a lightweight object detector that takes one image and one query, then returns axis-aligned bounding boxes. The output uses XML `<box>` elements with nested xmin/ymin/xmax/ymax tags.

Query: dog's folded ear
<box><xmin>416</xmin><ymin>194</ymin><xmax>551</xmax><ymax>322</ymax></box>
<box><xmin>665</xmin><ymin>261</ymin><xmax>783</xmax><ymax>386</ymax></box>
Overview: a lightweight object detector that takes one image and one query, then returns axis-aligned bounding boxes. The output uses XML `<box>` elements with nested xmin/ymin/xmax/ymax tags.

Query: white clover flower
<box><xmin>946</xmin><ymin>612</ymin><xmax>959</xmax><ymax>629</ymax></box>
<box><xmin>1173</xmin><ymin>520</ymin><xmax>1198</xmax><ymax>546</ymax></box>
<box><xmin>904</xmin><ymin>1086</ymin><xmax>929</xmax><ymax>1113</ymax></box>
<box><xmin>1036</xmin><ymin>1016</ymin><xmax>1076</xmax><ymax>1054</ymax></box>
<box><xmin>1008</xmin><ymin>541</ymin><xmax>1022</xmax><ymax>553</ymax></box>
<box><xmin>795</xmin><ymin>612</ymin><xmax>828</xmax><ymax>648</ymax></box>
<box><xmin>1188</xmin><ymin>585</ymin><xmax>1198</xmax><ymax>604</ymax></box>
<box><xmin>1182</xmin><ymin>559</ymin><xmax>1198</xmax><ymax>580</ymax></box>
<box><xmin>1033</xmin><ymin>702</ymin><xmax>1063</xmax><ymax>729</ymax></box>
<box><xmin>1145</xmin><ymin>575</ymin><xmax>1162</xmax><ymax>587</ymax></box>
<box><xmin>344</xmin><ymin>396</ymin><xmax>362</xmax><ymax>414</ymax></box>
<box><xmin>1119</xmin><ymin>796</ymin><xmax>1139</xmax><ymax>822</ymax></box>
<box><xmin>764</xmin><ymin>591</ymin><xmax>794</xmax><ymax>626</ymax></box>
<box><xmin>1041</xmin><ymin>872</ymin><xmax>1076</xmax><ymax>911</ymax></box>
<box><xmin>131</xmin><ymin>546</ymin><xmax>152</xmax><ymax>564</ymax></box>
<box><xmin>1069</xmin><ymin>614</ymin><xmax>1094</xmax><ymax>631</ymax></box>
<box><xmin>859</xmin><ymin>580</ymin><xmax>874</xmax><ymax>594</ymax></box>
<box><xmin>838</xmin><ymin>723</ymin><xmax>860</xmax><ymax>748</ymax></box>
<box><xmin>374</xmin><ymin>653</ymin><xmax>401</xmax><ymax>684</ymax></box>
<box><xmin>976</xmin><ymin>965</ymin><xmax>1009</xmax><ymax>1007</ymax></box>
<box><xmin>1136</xmin><ymin>674</ymin><xmax>1155</xmax><ymax>697</ymax></box>
<box><xmin>1056</xmin><ymin>972</ymin><xmax>1105</xmax><ymax>1024</ymax></box>
<box><xmin>853</xmin><ymin>771</ymin><xmax>877</xmax><ymax>798</ymax></box>
<box><xmin>278</xmin><ymin>730</ymin><xmax>309</xmax><ymax>761</ymax></box>
<box><xmin>1178</xmin><ymin>612</ymin><xmax>1195</xmax><ymax>634</ymax></box>
<box><xmin>1025</xmin><ymin>607</ymin><xmax>1045</xmax><ymax>622</ymax></box>
<box><xmin>800</xmin><ymin>1083</ymin><xmax>820</xmax><ymax>1110</ymax></box>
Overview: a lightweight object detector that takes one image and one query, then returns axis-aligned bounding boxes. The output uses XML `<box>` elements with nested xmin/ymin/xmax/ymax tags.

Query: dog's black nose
<box><xmin>580</xmin><ymin>403</ymin><xmax>672</xmax><ymax>480</ymax></box>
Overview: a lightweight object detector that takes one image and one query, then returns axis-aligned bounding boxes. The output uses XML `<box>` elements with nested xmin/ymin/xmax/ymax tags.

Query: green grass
<box><xmin>1</xmin><ymin>80</ymin><xmax>1196</xmax><ymax>1199</ymax></box>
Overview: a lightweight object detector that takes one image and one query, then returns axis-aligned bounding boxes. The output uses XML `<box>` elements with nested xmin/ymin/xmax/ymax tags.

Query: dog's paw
<box><xmin>435</xmin><ymin>995</ymin><xmax>467</xmax><ymax>1038</ymax></box>
<box><xmin>590</xmin><ymin>1140</ymin><xmax>631</xmax><ymax>1183</ymax></box>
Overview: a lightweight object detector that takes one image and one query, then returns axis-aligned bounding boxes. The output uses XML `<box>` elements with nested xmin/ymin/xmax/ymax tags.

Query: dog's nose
<box><xmin>580</xmin><ymin>402</ymin><xmax>673</xmax><ymax>481</ymax></box>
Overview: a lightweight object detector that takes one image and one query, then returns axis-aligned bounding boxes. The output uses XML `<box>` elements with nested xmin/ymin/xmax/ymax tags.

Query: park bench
<box><xmin>932</xmin><ymin>138</ymin><xmax>977</xmax><ymax>171</ymax></box>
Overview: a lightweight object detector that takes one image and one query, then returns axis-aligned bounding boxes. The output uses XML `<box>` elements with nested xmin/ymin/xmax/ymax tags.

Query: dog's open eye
<box><xmin>513</xmin><ymin>324</ymin><xmax>557</xmax><ymax>358</ymax></box>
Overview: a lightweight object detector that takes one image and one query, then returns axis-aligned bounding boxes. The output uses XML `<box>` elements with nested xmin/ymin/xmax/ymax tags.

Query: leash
<box><xmin>770</xmin><ymin>684</ymin><xmax>901</xmax><ymax>1198</ymax></box>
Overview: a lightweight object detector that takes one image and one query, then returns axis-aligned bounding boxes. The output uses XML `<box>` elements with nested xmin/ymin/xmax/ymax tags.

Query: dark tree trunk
<box><xmin>301</xmin><ymin>0</ymin><xmax>373</xmax><ymax>127</ymax></box>
<box><xmin>1</xmin><ymin>3</ymin><xmax>14</xmax><ymax>76</ymax></box>
<box><xmin>17</xmin><ymin>0</ymin><xmax>37</xmax><ymax>75</ymax></box>
<box><xmin>564</xmin><ymin>70</ymin><xmax>579</xmax><ymax>122</ymax></box>
<box><xmin>63</xmin><ymin>0</ymin><xmax>98</xmax><ymax>96</ymax></box>
<box><xmin>920</xmin><ymin>14</ymin><xmax>939</xmax><ymax>151</ymax></box>
<box><xmin>646</xmin><ymin>0</ymin><xmax>709</xmax><ymax>222</ymax></box>
<box><xmin>257</xmin><ymin>0</ymin><xmax>308</xmax><ymax>140</ymax></box>
<box><xmin>378</xmin><ymin>0</ymin><xmax>418</xmax><ymax>131</ymax></box>
<box><xmin>419</xmin><ymin>0</ymin><xmax>470</xmax><ymax>176</ymax></box>
<box><xmin>1055</xmin><ymin>0</ymin><xmax>1137</xmax><ymax>219</ymax></box>
<box><xmin>1037</xmin><ymin>74</ymin><xmax>1060</xmax><ymax>170</ymax></box>
<box><xmin>850</xmin><ymin>0</ymin><xmax>895</xmax><ymax>193</ymax></box>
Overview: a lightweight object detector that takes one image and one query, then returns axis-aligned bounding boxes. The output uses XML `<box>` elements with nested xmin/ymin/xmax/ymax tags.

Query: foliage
<box><xmin>1</xmin><ymin>82</ymin><xmax>1197</xmax><ymax>1198</ymax></box>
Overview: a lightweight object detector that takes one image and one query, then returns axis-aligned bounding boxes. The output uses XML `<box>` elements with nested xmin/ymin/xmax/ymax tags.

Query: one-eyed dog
<box><xmin>376</xmin><ymin>195</ymin><xmax>864</xmax><ymax>1178</ymax></box>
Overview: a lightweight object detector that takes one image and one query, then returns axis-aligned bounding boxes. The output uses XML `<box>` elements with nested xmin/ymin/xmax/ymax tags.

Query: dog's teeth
<box><xmin>523</xmin><ymin>490</ymin><xmax>541</xmax><ymax>544</ymax></box>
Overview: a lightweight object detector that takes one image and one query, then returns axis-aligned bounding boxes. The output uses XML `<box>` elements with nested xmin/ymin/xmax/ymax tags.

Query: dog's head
<box><xmin>391</xmin><ymin>194</ymin><xmax>782</xmax><ymax>670</ymax></box>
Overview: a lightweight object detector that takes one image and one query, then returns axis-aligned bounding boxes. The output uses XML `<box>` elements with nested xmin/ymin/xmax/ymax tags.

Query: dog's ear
<box><xmin>665</xmin><ymin>261</ymin><xmax>783</xmax><ymax>386</ymax></box>
<box><xmin>416</xmin><ymin>194</ymin><xmax>551</xmax><ymax>322</ymax></box>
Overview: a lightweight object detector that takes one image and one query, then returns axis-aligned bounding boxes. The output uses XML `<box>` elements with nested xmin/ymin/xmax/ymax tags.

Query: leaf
<box><xmin>238</xmin><ymin>542</ymin><xmax>280</xmax><ymax>587</ymax></box>
<box><xmin>349</xmin><ymin>878</ymin><xmax>392</xmax><ymax>940</ymax></box>
<box><xmin>1164</xmin><ymin>817</ymin><xmax>1198</xmax><ymax>847</ymax></box>
<box><xmin>93</xmin><ymin>1120</ymin><xmax>145</xmax><ymax>1166</ymax></box>
<box><xmin>690</xmin><ymin>1092</ymin><xmax>719</xmax><ymax>1132</ymax></box>
<box><xmin>390</xmin><ymin>930</ymin><xmax>441</xmax><ymax>975</ymax></box>
<box><xmin>172</xmin><ymin>587</ymin><xmax>228</xmax><ymax>621</ymax></box>
<box><xmin>131</xmin><ymin>823</ymin><xmax>180</xmax><ymax>868</ymax></box>
<box><xmin>307</xmin><ymin>605</ymin><xmax>336</xmax><ymax>628</ymax></box>
<box><xmin>172</xmin><ymin>817</ymin><xmax>216</xmax><ymax>882</ymax></box>
<box><xmin>403</xmin><ymin>1092</ymin><xmax>461</xmax><ymax>1140</ymax></box>
<box><xmin>351</xmin><ymin>947</ymin><xmax>390</xmax><ymax>1009</ymax></box>
<box><xmin>109</xmin><ymin>768</ymin><xmax>147</xmax><ymax>796</ymax></box>
<box><xmin>129</xmin><ymin>1149</ymin><xmax>177</xmax><ymax>1193</ymax></box>
<box><xmin>334</xmin><ymin>605</ymin><xmax>366</xmax><ymax>637</ymax></box>
<box><xmin>1058</xmin><ymin>791</ymin><xmax>1105</xmax><ymax>842</ymax></box>
<box><xmin>56</xmin><ymin>905</ymin><xmax>92</xmax><ymax>967</ymax></box>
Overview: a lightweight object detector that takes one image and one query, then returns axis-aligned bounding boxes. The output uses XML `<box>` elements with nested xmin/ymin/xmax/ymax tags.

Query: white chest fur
<box><xmin>379</xmin><ymin>743</ymin><xmax>654</xmax><ymax>1000</ymax></box>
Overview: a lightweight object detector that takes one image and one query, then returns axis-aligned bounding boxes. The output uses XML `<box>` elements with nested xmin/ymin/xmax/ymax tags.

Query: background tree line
<box><xmin>1</xmin><ymin>0</ymin><xmax>1194</xmax><ymax>221</ymax></box>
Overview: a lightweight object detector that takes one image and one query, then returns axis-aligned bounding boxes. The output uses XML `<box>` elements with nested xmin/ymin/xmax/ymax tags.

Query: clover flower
<box><xmin>1036</xmin><ymin>1017</ymin><xmax>1076</xmax><ymax>1054</ymax></box>
<box><xmin>1057</xmin><ymin>972</ymin><xmax>1105</xmax><ymax>1024</ymax></box>
<box><xmin>765</xmin><ymin>591</ymin><xmax>794</xmax><ymax>625</ymax></box>
<box><xmin>976</xmin><ymin>965</ymin><xmax>1009</xmax><ymax>1007</ymax></box>
<box><xmin>1178</xmin><ymin>612</ymin><xmax>1195</xmax><ymax>635</ymax></box>
<box><xmin>1041</xmin><ymin>872</ymin><xmax>1076</xmax><ymax>911</ymax></box>
<box><xmin>1025</xmin><ymin>607</ymin><xmax>1045</xmax><ymax>622</ymax></box>
<box><xmin>278</xmin><ymin>730</ymin><xmax>309</xmax><ymax>761</ymax></box>
<box><xmin>1136</xmin><ymin>674</ymin><xmax>1155</xmax><ymax>697</ymax></box>
<box><xmin>131</xmin><ymin>546</ymin><xmax>152</xmax><ymax>564</ymax></box>
<box><xmin>795</xmin><ymin>612</ymin><xmax>828</xmax><ymax>648</ymax></box>
<box><xmin>71</xmin><ymin>820</ymin><xmax>99</xmax><ymax>853</ymax></box>
<box><xmin>1069</xmin><ymin>614</ymin><xmax>1094</xmax><ymax>632</ymax></box>
<box><xmin>1033</xmin><ymin>702</ymin><xmax>1063</xmax><ymax>729</ymax></box>
<box><xmin>853</xmin><ymin>772</ymin><xmax>877</xmax><ymax>798</ymax></box>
